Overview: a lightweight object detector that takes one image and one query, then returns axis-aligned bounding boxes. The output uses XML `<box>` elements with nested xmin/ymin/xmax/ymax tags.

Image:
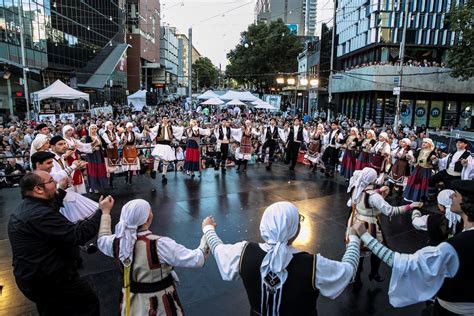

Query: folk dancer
<box><xmin>202</xmin><ymin>201</ymin><xmax>362</xmax><ymax>315</ymax></box>
<box><xmin>355</xmin><ymin>129</ymin><xmax>376</xmax><ymax>170</ymax></box>
<box><xmin>412</xmin><ymin>189</ymin><xmax>463</xmax><ymax>246</ymax></box>
<box><xmin>213</xmin><ymin>118</ymin><xmax>232</xmax><ymax>173</ymax></box>
<box><xmin>261</xmin><ymin>118</ymin><xmax>280</xmax><ymax>171</ymax></box>
<box><xmin>30</xmin><ymin>151</ymin><xmax>99</xmax><ymax>223</ymax></box>
<box><xmin>84</xmin><ymin>124</ymin><xmax>109</xmax><ymax>193</ymax></box>
<box><xmin>121</xmin><ymin>122</ymin><xmax>145</xmax><ymax>186</ymax></box>
<box><xmin>236</xmin><ymin>120</ymin><xmax>259</xmax><ymax>172</ymax></box>
<box><xmin>369</xmin><ymin>132</ymin><xmax>391</xmax><ymax>184</ymax></box>
<box><xmin>97</xmin><ymin>199</ymin><xmax>209</xmax><ymax>315</ymax></box>
<box><xmin>101</xmin><ymin>121</ymin><xmax>121</xmax><ymax>188</ymax></box>
<box><xmin>346</xmin><ymin>167</ymin><xmax>422</xmax><ymax>285</ymax></box>
<box><xmin>62</xmin><ymin>125</ymin><xmax>93</xmax><ymax>194</ymax></box>
<box><xmin>285</xmin><ymin>117</ymin><xmax>309</xmax><ymax>171</ymax></box>
<box><xmin>149</xmin><ymin>116</ymin><xmax>184</xmax><ymax>184</ymax></box>
<box><xmin>387</xmin><ymin>138</ymin><xmax>413</xmax><ymax>195</ymax></box>
<box><xmin>184</xmin><ymin>119</ymin><xmax>211</xmax><ymax>177</ymax></box>
<box><xmin>429</xmin><ymin>138</ymin><xmax>471</xmax><ymax>194</ymax></box>
<box><xmin>340</xmin><ymin>127</ymin><xmax>360</xmax><ymax>180</ymax></box>
<box><xmin>352</xmin><ymin>180</ymin><xmax>474</xmax><ymax>315</ymax></box>
<box><xmin>321</xmin><ymin>120</ymin><xmax>343</xmax><ymax>177</ymax></box>
<box><xmin>305</xmin><ymin>123</ymin><xmax>324</xmax><ymax>172</ymax></box>
<box><xmin>403</xmin><ymin>138</ymin><xmax>437</xmax><ymax>202</ymax></box>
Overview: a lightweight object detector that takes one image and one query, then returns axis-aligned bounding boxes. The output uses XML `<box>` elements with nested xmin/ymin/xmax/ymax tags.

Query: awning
<box><xmin>79</xmin><ymin>44</ymin><xmax>129</xmax><ymax>89</ymax></box>
<box><xmin>0</xmin><ymin>57</ymin><xmax>41</xmax><ymax>74</ymax></box>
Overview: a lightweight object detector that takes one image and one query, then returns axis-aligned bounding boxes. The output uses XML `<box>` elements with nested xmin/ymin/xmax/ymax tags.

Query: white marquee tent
<box><xmin>127</xmin><ymin>90</ymin><xmax>147</xmax><ymax>111</ymax></box>
<box><xmin>32</xmin><ymin>80</ymin><xmax>90</xmax><ymax>103</ymax></box>
<box><xmin>219</xmin><ymin>90</ymin><xmax>259</xmax><ymax>102</ymax></box>
<box><xmin>225</xmin><ymin>99</ymin><xmax>247</xmax><ymax>106</ymax></box>
<box><xmin>197</xmin><ymin>90</ymin><xmax>220</xmax><ymax>100</ymax></box>
<box><xmin>201</xmin><ymin>97</ymin><xmax>224</xmax><ymax>105</ymax></box>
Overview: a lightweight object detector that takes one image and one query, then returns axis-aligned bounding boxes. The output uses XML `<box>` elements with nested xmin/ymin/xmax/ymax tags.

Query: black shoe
<box><xmin>289</xmin><ymin>166</ymin><xmax>295</xmax><ymax>171</ymax></box>
<box><xmin>214</xmin><ymin>166</ymin><xmax>219</xmax><ymax>171</ymax></box>
<box><xmin>191</xmin><ymin>173</ymin><xmax>195</xmax><ymax>178</ymax></box>
<box><xmin>352</xmin><ymin>277</ymin><xmax>363</xmax><ymax>291</ymax></box>
<box><xmin>150</xmin><ymin>171</ymin><xmax>157</xmax><ymax>179</ymax></box>
<box><xmin>221</xmin><ymin>168</ymin><xmax>226</xmax><ymax>173</ymax></box>
<box><xmin>162</xmin><ymin>176</ymin><xmax>167</xmax><ymax>184</ymax></box>
<box><xmin>368</xmin><ymin>273</ymin><xmax>384</xmax><ymax>282</ymax></box>
<box><xmin>266</xmin><ymin>165</ymin><xmax>271</xmax><ymax>171</ymax></box>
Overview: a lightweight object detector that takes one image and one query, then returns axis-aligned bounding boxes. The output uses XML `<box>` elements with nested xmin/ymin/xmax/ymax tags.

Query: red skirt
<box><xmin>355</xmin><ymin>151</ymin><xmax>371</xmax><ymax>170</ymax></box>
<box><xmin>340</xmin><ymin>150</ymin><xmax>358</xmax><ymax>178</ymax></box>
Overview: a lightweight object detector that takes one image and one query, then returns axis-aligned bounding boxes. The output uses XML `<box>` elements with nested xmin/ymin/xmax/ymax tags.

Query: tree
<box><xmin>192</xmin><ymin>57</ymin><xmax>219</xmax><ymax>90</ymax></box>
<box><xmin>226</xmin><ymin>19</ymin><xmax>303</xmax><ymax>91</ymax></box>
<box><xmin>445</xmin><ymin>0</ymin><xmax>474</xmax><ymax>80</ymax></box>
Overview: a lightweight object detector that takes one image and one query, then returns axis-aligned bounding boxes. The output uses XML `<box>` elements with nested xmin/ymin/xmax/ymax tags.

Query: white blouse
<box><xmin>203</xmin><ymin>225</ymin><xmax>360</xmax><ymax>299</ymax></box>
<box><xmin>97</xmin><ymin>230</ymin><xmax>206</xmax><ymax>269</ymax></box>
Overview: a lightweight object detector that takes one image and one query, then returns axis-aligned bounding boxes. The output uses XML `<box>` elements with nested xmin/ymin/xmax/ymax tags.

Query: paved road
<box><xmin>0</xmin><ymin>163</ymin><xmax>430</xmax><ymax>315</ymax></box>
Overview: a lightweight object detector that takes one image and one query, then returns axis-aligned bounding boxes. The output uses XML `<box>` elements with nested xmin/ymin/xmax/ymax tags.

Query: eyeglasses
<box><xmin>299</xmin><ymin>214</ymin><xmax>305</xmax><ymax>222</ymax></box>
<box><xmin>37</xmin><ymin>178</ymin><xmax>56</xmax><ymax>187</ymax></box>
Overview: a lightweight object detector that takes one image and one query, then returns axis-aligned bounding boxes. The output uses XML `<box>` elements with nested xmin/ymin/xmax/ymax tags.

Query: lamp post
<box><xmin>287</xmin><ymin>78</ymin><xmax>297</xmax><ymax>115</ymax></box>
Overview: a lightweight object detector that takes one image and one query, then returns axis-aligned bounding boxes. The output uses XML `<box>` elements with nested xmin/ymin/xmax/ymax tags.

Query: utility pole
<box><xmin>188</xmin><ymin>27</ymin><xmax>193</xmax><ymax>99</ymax></box>
<box><xmin>394</xmin><ymin>0</ymin><xmax>410</xmax><ymax>130</ymax></box>
<box><xmin>327</xmin><ymin>0</ymin><xmax>337</xmax><ymax>122</ymax></box>
<box><xmin>18</xmin><ymin>0</ymin><xmax>30</xmax><ymax>119</ymax></box>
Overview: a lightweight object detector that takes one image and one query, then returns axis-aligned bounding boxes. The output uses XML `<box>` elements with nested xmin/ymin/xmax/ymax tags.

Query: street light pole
<box><xmin>394</xmin><ymin>0</ymin><xmax>410</xmax><ymax>130</ymax></box>
<box><xmin>188</xmin><ymin>27</ymin><xmax>192</xmax><ymax>99</ymax></box>
<box><xmin>18</xmin><ymin>0</ymin><xmax>30</xmax><ymax>119</ymax></box>
<box><xmin>327</xmin><ymin>0</ymin><xmax>337</xmax><ymax>122</ymax></box>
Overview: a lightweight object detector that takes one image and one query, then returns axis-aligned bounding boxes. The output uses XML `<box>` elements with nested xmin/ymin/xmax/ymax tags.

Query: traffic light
<box><xmin>386</xmin><ymin>97</ymin><xmax>396</xmax><ymax>114</ymax></box>
<box><xmin>146</xmin><ymin>92</ymin><xmax>157</xmax><ymax>106</ymax></box>
<box><xmin>15</xmin><ymin>97</ymin><xmax>27</xmax><ymax>112</ymax></box>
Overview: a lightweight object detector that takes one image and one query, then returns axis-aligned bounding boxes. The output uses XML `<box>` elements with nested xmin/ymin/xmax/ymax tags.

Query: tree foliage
<box><xmin>192</xmin><ymin>57</ymin><xmax>219</xmax><ymax>90</ymax></box>
<box><xmin>446</xmin><ymin>0</ymin><xmax>474</xmax><ymax>80</ymax></box>
<box><xmin>226</xmin><ymin>19</ymin><xmax>303</xmax><ymax>90</ymax></box>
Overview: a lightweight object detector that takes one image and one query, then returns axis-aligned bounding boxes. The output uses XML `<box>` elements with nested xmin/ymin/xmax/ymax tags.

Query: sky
<box><xmin>161</xmin><ymin>0</ymin><xmax>256</xmax><ymax>69</ymax></box>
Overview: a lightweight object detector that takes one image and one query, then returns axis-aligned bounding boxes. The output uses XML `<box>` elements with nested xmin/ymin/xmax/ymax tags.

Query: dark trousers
<box><xmin>217</xmin><ymin>143</ymin><xmax>229</xmax><ymax>168</ymax></box>
<box><xmin>286</xmin><ymin>141</ymin><xmax>301</xmax><ymax>168</ymax></box>
<box><xmin>428</xmin><ymin>170</ymin><xmax>460</xmax><ymax>190</ymax></box>
<box><xmin>19</xmin><ymin>276</ymin><xmax>100</xmax><ymax>316</ymax></box>
<box><xmin>262</xmin><ymin>140</ymin><xmax>276</xmax><ymax>164</ymax></box>
<box><xmin>322</xmin><ymin>146</ymin><xmax>339</xmax><ymax>171</ymax></box>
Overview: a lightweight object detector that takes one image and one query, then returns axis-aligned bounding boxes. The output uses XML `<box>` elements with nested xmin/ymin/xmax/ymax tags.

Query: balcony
<box><xmin>331</xmin><ymin>65</ymin><xmax>474</xmax><ymax>94</ymax></box>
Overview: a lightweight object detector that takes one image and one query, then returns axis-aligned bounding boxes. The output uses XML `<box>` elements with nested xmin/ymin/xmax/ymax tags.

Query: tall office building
<box><xmin>0</xmin><ymin>0</ymin><xmax>127</xmax><ymax>116</ymax></box>
<box><xmin>332</xmin><ymin>0</ymin><xmax>474</xmax><ymax>128</ymax></box>
<box><xmin>255</xmin><ymin>0</ymin><xmax>317</xmax><ymax>36</ymax></box>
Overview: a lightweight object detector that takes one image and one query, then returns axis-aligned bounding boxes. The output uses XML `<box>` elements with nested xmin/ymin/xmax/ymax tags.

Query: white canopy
<box><xmin>219</xmin><ymin>90</ymin><xmax>259</xmax><ymax>102</ymax></box>
<box><xmin>32</xmin><ymin>80</ymin><xmax>89</xmax><ymax>103</ymax></box>
<box><xmin>201</xmin><ymin>97</ymin><xmax>224</xmax><ymax>105</ymax></box>
<box><xmin>127</xmin><ymin>90</ymin><xmax>147</xmax><ymax>111</ymax></box>
<box><xmin>197</xmin><ymin>90</ymin><xmax>220</xmax><ymax>100</ymax></box>
<box><xmin>226</xmin><ymin>99</ymin><xmax>247</xmax><ymax>106</ymax></box>
<box><xmin>255</xmin><ymin>102</ymin><xmax>277</xmax><ymax>110</ymax></box>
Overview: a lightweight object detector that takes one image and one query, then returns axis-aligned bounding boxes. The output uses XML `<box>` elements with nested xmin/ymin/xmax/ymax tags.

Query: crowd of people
<box><xmin>3</xmin><ymin>99</ymin><xmax>474</xmax><ymax>315</ymax></box>
<box><xmin>342</xmin><ymin>59</ymin><xmax>447</xmax><ymax>72</ymax></box>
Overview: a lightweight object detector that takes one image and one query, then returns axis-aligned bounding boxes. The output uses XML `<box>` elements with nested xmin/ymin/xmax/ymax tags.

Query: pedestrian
<box><xmin>8</xmin><ymin>170</ymin><xmax>114</xmax><ymax>315</ymax></box>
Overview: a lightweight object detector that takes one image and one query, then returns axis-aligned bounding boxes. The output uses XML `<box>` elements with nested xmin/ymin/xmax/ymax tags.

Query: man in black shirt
<box><xmin>8</xmin><ymin>170</ymin><xmax>114</xmax><ymax>315</ymax></box>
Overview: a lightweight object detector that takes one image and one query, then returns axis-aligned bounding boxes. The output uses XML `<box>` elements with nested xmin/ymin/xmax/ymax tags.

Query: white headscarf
<box><xmin>62</xmin><ymin>125</ymin><xmax>74</xmax><ymax>137</ymax></box>
<box><xmin>401</xmin><ymin>138</ymin><xmax>411</xmax><ymax>146</ymax></box>
<box><xmin>423</xmin><ymin>138</ymin><xmax>435</xmax><ymax>150</ymax></box>
<box><xmin>259</xmin><ymin>201</ymin><xmax>299</xmax><ymax>315</ymax></box>
<box><xmin>30</xmin><ymin>134</ymin><xmax>49</xmax><ymax>156</ymax></box>
<box><xmin>114</xmin><ymin>199</ymin><xmax>151</xmax><ymax>263</ymax></box>
<box><xmin>379</xmin><ymin>132</ymin><xmax>389</xmax><ymax>141</ymax></box>
<box><xmin>347</xmin><ymin>167</ymin><xmax>378</xmax><ymax>206</ymax></box>
<box><xmin>105</xmin><ymin>121</ymin><xmax>114</xmax><ymax>130</ymax></box>
<box><xmin>437</xmin><ymin>189</ymin><xmax>461</xmax><ymax>230</ymax></box>
<box><xmin>88</xmin><ymin>124</ymin><xmax>98</xmax><ymax>136</ymax></box>
<box><xmin>126</xmin><ymin>122</ymin><xmax>134</xmax><ymax>129</ymax></box>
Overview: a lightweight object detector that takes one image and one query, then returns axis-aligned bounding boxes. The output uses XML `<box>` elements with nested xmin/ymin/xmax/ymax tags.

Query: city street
<box><xmin>0</xmin><ymin>163</ymin><xmax>428</xmax><ymax>315</ymax></box>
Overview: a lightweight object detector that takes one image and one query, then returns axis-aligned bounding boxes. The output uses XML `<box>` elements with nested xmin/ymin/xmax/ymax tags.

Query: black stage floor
<box><xmin>0</xmin><ymin>163</ymin><xmax>431</xmax><ymax>315</ymax></box>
